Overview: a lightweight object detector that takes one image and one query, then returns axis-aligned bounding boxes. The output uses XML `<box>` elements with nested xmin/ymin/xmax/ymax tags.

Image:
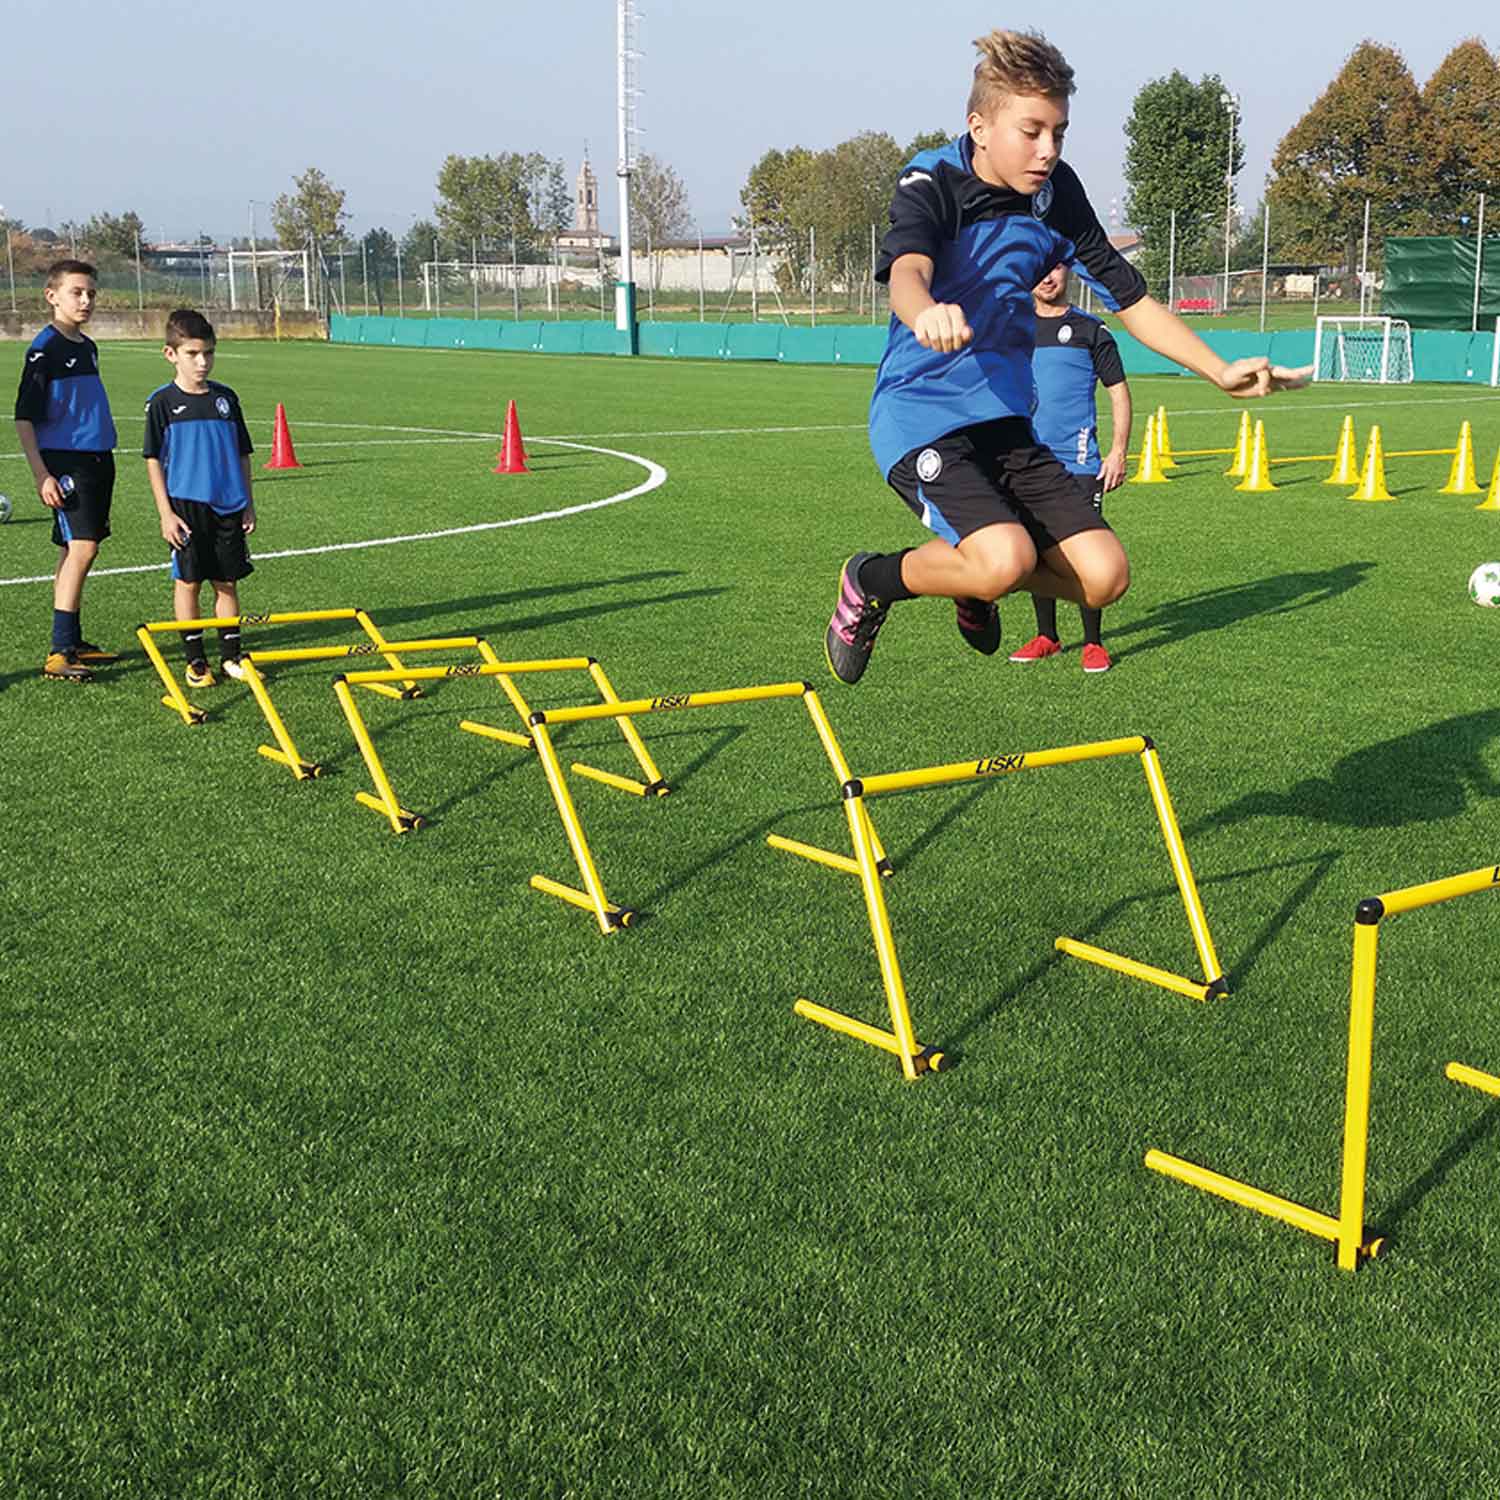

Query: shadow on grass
<box><xmin>945</xmin><ymin>849</ymin><xmax>1343</xmax><ymax>1051</ymax></box>
<box><xmin>1374</xmin><ymin>1096</ymin><xmax>1500</xmax><ymax>1250</ymax></box>
<box><xmin>1187</xmin><ymin>709</ymin><xmax>1500</xmax><ymax>833</ymax></box>
<box><xmin>1107</xmin><ymin>562</ymin><xmax>1375</xmax><ymax>662</ymax></box>
<box><xmin>370</xmin><ymin>572</ymin><xmax>690</xmax><ymax>631</ymax></box>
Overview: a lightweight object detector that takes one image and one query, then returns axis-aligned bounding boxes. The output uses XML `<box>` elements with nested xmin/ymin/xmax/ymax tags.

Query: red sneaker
<box><xmin>1081</xmin><ymin>643</ymin><xmax>1113</xmax><ymax>673</ymax></box>
<box><xmin>1008</xmin><ymin>634</ymin><xmax>1061</xmax><ymax>663</ymax></box>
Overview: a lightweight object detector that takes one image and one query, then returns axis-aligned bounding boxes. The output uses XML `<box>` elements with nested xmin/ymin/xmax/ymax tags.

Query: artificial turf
<box><xmin>3</xmin><ymin>338</ymin><xmax>1500</xmax><ymax>1496</ymax></box>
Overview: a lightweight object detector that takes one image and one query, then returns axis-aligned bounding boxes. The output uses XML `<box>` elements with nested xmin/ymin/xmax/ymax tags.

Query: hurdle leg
<box><xmin>355</xmin><ymin>608</ymin><xmax>421</xmax><ymax>698</ymax></box>
<box><xmin>1334</xmin><ymin>917</ymin><xmax>1386</xmax><ymax>1271</ymax></box>
<box><xmin>138</xmin><ymin>624</ymin><xmax>206</xmax><ymax>726</ymax></box>
<box><xmin>1446</xmin><ymin>1061</ymin><xmax>1500</xmax><ymax>1098</ymax></box>
<box><xmin>333</xmin><ymin>677</ymin><xmax>423</xmax><ymax>833</ymax></box>
<box><xmin>527</xmin><ymin>720</ymin><xmax>633</xmax><ymax>933</ymax></box>
<box><xmin>241</xmin><ymin>660</ymin><xmax>322</xmax><ymax>779</ymax></box>
<box><xmin>588</xmin><ymin>659</ymin><xmax>669</xmax><ymax>795</ymax></box>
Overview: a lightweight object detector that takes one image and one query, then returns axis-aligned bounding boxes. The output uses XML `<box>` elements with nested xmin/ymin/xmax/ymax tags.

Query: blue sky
<box><xmin>4</xmin><ymin>2</ymin><xmax>1493</xmax><ymax>242</ymax></box>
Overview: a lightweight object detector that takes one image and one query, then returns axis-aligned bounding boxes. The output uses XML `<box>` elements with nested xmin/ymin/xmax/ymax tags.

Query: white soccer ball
<box><xmin>1469</xmin><ymin>563</ymin><xmax>1500</xmax><ymax>607</ymax></box>
<box><xmin>0</xmin><ymin>494</ymin><xmax>11</xmax><ymax>524</ymax></box>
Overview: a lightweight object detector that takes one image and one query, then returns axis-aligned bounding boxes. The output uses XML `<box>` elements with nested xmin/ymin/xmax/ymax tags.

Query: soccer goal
<box><xmin>1313</xmin><ymin>316</ymin><xmax>1414</xmax><ymax>383</ymax></box>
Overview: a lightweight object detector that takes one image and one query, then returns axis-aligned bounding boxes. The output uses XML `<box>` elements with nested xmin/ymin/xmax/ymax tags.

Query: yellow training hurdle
<box><xmin>1147</xmin><ymin>860</ymin><xmax>1500</xmax><ymax>1271</ymax></box>
<box><xmin>770</xmin><ymin>733</ymin><xmax>1224</xmax><ymax>1082</ymax></box>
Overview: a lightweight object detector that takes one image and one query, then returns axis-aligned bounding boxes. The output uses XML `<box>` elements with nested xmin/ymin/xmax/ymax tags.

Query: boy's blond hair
<box><xmin>967</xmin><ymin>30</ymin><xmax>1075</xmax><ymax>117</ymax></box>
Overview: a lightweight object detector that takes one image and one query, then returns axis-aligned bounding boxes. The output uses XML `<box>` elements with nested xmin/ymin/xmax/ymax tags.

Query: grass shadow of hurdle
<box><xmin>1370</xmin><ymin>1097</ymin><xmax>1500</xmax><ymax>1252</ymax></box>
<box><xmin>371</xmin><ymin>572</ymin><xmax>688</xmax><ymax>632</ymax></box>
<box><xmin>945</xmin><ymin>849</ymin><xmax>1344</xmax><ymax>1052</ymax></box>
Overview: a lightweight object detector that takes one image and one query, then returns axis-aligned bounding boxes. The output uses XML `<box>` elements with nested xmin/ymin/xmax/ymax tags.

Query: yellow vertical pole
<box><xmin>472</xmin><ymin>640</ymin><xmax>537</xmax><ymax>730</ymax></box>
<box><xmin>802</xmin><ymin>691</ymin><xmax>890</xmax><ymax>873</ymax></box>
<box><xmin>240</xmin><ymin>659</ymin><xmax>318</xmax><ymax>777</ymax></box>
<box><xmin>354</xmin><ymin>608</ymin><xmax>419</xmax><ymax>695</ymax></box>
<box><xmin>528</xmin><ymin>719</ymin><xmax>621</xmax><ymax>934</ymax></box>
<box><xmin>333</xmin><ymin>677</ymin><xmax>411</xmax><ymax>832</ymax></box>
<box><xmin>844</xmin><ymin>789</ymin><xmax>919</xmax><ymax>1081</ymax></box>
<box><xmin>589</xmin><ymin>659</ymin><xmax>667</xmax><ymax>791</ymax></box>
<box><xmin>137</xmin><ymin>624</ymin><xmax>203</xmax><ymax>725</ymax></box>
<box><xmin>1140</xmin><ymin>745</ymin><xmax>1224</xmax><ymax>991</ymax></box>
<box><xmin>1336</xmin><ymin>912</ymin><xmax>1382</xmax><ymax>1271</ymax></box>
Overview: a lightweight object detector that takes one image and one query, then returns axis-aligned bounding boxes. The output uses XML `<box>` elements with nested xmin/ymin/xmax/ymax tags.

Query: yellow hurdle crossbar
<box><xmin>1148</xmin><ymin>860</ymin><xmax>1500</xmax><ymax>1271</ymax></box>
<box><xmin>774</xmin><ymin>731</ymin><xmax>1222</xmax><ymax>1082</ymax></box>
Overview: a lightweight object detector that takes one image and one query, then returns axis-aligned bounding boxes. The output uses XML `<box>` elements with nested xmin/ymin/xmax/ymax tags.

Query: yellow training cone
<box><xmin>1323</xmin><ymin>415</ymin><xmax>1359</xmax><ymax>485</ymax></box>
<box><xmin>1441</xmin><ymin>420</ymin><xmax>1482</xmax><ymax>496</ymax></box>
<box><xmin>1224</xmin><ymin>411</ymin><xmax>1251</xmax><ymax>477</ymax></box>
<box><xmin>1477</xmin><ymin>447</ymin><xmax>1500</xmax><ymax>512</ymax></box>
<box><xmin>1154</xmin><ymin>405</ymin><xmax>1180</xmax><ymax>469</ymax></box>
<box><xmin>1235</xmin><ymin>419</ymin><xmax>1277</xmax><ymax>492</ymax></box>
<box><xmin>1349</xmin><ymin>424</ymin><xmax>1394</xmax><ymax>502</ymax></box>
<box><xmin>1129</xmin><ymin>413</ymin><xmax>1169</xmax><ymax>485</ymax></box>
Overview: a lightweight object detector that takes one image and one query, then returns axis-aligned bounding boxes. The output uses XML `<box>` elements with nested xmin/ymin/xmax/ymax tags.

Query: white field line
<box><xmin>0</xmin><ymin>437</ymin><xmax>666</xmax><ymax>587</ymax></box>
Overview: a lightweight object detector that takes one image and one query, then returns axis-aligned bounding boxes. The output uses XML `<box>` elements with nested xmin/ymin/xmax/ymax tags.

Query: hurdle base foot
<box><xmin>572</xmin><ymin>761</ymin><xmax>654</xmax><ymax>798</ymax></box>
<box><xmin>258</xmin><ymin>745</ymin><xmax>324</xmax><ymax>780</ymax></box>
<box><xmin>459</xmin><ymin>719</ymin><xmax>533</xmax><ymax>750</ymax></box>
<box><xmin>793</xmin><ymin>998</ymin><xmax>949</xmax><ymax>1078</ymax></box>
<box><xmin>1446</xmin><ymin>1061</ymin><xmax>1500</xmax><ymax>1098</ymax></box>
<box><xmin>767</xmin><ymin>833</ymin><xmax>861</xmax><ymax>877</ymax></box>
<box><xmin>530</xmin><ymin>873</ymin><xmax>635</xmax><ymax>933</ymax></box>
<box><xmin>162</xmin><ymin>694</ymin><xmax>208</xmax><ymax>725</ymax></box>
<box><xmin>1056</xmin><ymin>936</ymin><xmax>1217</xmax><ymax>1002</ymax></box>
<box><xmin>355</xmin><ymin>790</ymin><xmax>424</xmax><ymax>832</ymax></box>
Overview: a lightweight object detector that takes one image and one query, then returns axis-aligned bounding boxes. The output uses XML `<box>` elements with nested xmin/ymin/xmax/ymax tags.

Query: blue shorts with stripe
<box><xmin>886</xmin><ymin>417</ymin><xmax>1109</xmax><ymax>554</ymax></box>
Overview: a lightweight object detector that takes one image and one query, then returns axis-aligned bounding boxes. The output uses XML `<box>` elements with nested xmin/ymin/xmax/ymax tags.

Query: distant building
<box><xmin>559</xmin><ymin>150</ymin><xmax>608</xmax><ymax>253</ymax></box>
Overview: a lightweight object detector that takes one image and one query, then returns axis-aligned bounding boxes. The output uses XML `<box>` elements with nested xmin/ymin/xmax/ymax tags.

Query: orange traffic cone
<box><xmin>263</xmin><ymin>402</ymin><xmax>302</xmax><ymax>470</ymax></box>
<box><xmin>493</xmin><ymin>400</ymin><xmax>530</xmax><ymax>475</ymax></box>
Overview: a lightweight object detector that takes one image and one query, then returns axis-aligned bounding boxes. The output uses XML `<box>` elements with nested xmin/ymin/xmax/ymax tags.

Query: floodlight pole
<box><xmin>615</xmin><ymin>0</ymin><xmax>639</xmax><ymax>351</ymax></box>
<box><xmin>1473</xmin><ymin>193</ymin><xmax>1486</xmax><ymax>334</ymax></box>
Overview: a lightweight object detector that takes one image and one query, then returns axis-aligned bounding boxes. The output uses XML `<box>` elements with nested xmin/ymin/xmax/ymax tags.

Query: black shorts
<box><xmin>168</xmin><ymin>499</ymin><xmax>254</xmax><ymax>584</ymax></box>
<box><xmin>887</xmin><ymin>418</ymin><xmax>1111</xmax><ymax>553</ymax></box>
<box><xmin>42</xmin><ymin>449</ymin><xmax>114</xmax><ymax>547</ymax></box>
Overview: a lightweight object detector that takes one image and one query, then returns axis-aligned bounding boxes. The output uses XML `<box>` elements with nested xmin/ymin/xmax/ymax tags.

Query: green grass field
<box><xmin>4</xmin><ymin>340</ymin><xmax>1500</xmax><ymax>1496</ymax></box>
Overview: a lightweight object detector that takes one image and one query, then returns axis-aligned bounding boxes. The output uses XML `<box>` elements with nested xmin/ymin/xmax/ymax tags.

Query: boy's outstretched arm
<box><xmin>889</xmin><ymin>253</ymin><xmax>972</xmax><ymax>352</ymax></box>
<box><xmin>1116</xmin><ymin>295</ymin><xmax>1310</xmax><ymax>397</ymax></box>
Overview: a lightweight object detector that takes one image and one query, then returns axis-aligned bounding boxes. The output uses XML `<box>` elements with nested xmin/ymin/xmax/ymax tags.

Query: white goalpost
<box><xmin>1313</xmin><ymin>315</ymin><xmax>1414</xmax><ymax>384</ymax></box>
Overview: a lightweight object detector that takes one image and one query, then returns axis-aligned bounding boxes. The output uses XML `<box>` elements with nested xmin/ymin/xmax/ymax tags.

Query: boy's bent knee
<box><xmin>1083</xmin><ymin>566</ymin><xmax>1130</xmax><ymax>610</ymax></box>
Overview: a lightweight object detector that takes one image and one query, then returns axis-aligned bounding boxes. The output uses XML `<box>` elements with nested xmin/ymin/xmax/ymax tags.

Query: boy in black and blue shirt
<box><xmin>825</xmin><ymin>29</ymin><xmax>1309</xmax><ymax>686</ymax></box>
<box><xmin>13</xmin><ymin>259</ymin><xmax>120</xmax><ymax>682</ymax></box>
<box><xmin>142</xmin><ymin>309</ymin><xmax>256</xmax><ymax>688</ymax></box>
<box><xmin>1007</xmin><ymin>262</ymin><xmax>1132</xmax><ymax>672</ymax></box>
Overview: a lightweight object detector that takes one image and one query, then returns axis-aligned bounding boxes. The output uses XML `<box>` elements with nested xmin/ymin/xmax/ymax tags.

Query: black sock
<box><xmin>219</xmin><ymin>627</ymin><xmax>242</xmax><ymax>661</ymax></box>
<box><xmin>1032</xmin><ymin>596</ymin><xmax>1060</xmax><ymax>642</ymax></box>
<box><xmin>1081</xmin><ymin>608</ymin><xmax>1103</xmax><ymax>647</ymax></box>
<box><xmin>856</xmin><ymin>550</ymin><xmax>916</xmax><ymax>602</ymax></box>
<box><xmin>52</xmin><ymin>608</ymin><xmax>81</xmax><ymax>651</ymax></box>
<box><xmin>183</xmin><ymin>630</ymin><xmax>205</xmax><ymax>665</ymax></box>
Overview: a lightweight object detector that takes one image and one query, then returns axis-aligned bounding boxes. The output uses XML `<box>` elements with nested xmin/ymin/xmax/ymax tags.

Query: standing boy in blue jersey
<box><xmin>1008</xmin><ymin>262</ymin><xmax>1131</xmax><ymax>672</ymax></box>
<box><xmin>825</xmin><ymin>29</ymin><xmax>1308</xmax><ymax>685</ymax></box>
<box><xmin>13</xmin><ymin>260</ymin><xmax>120</xmax><ymax>682</ymax></box>
<box><xmin>143</xmin><ymin>309</ymin><xmax>256</xmax><ymax>689</ymax></box>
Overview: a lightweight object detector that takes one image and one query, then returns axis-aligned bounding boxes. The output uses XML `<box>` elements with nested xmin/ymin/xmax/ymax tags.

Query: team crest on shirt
<box><xmin>1031</xmin><ymin>180</ymin><xmax>1055</xmax><ymax>219</ymax></box>
<box><xmin>916</xmin><ymin>447</ymin><xmax>943</xmax><ymax>482</ymax></box>
<box><xmin>216</xmin><ymin>396</ymin><xmax>231</xmax><ymax>418</ymax></box>
<box><xmin>1058</xmin><ymin>324</ymin><xmax>1073</xmax><ymax>344</ymax></box>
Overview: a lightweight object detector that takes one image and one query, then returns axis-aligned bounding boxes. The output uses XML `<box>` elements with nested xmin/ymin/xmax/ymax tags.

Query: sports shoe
<box><xmin>75</xmin><ymin>641</ymin><xmax>120</xmax><ymax>663</ymax></box>
<box><xmin>1081</xmin><ymin>643</ymin><xmax>1113</xmax><ymax>673</ymax></box>
<box><xmin>220</xmin><ymin>655</ymin><xmax>246</xmax><ymax>681</ymax></box>
<box><xmin>1008</xmin><ymin>634</ymin><xmax>1062</xmax><ymax>663</ymax></box>
<box><xmin>185</xmin><ymin>659</ymin><xmax>216</xmax><ymax>689</ymax></box>
<box><xmin>43</xmin><ymin>649</ymin><xmax>93</xmax><ymax>683</ymax></box>
<box><xmin>824</xmin><ymin>552</ymin><xmax>890</xmax><ymax>686</ymax></box>
<box><xmin>955</xmin><ymin>597</ymin><xmax>1000</xmax><ymax>656</ymax></box>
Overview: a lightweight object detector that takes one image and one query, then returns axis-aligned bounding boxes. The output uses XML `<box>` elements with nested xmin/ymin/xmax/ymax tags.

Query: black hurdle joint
<box><xmin>401</xmin><ymin>687</ymin><xmax>424</xmax><ymax>700</ymax></box>
<box><xmin>606</xmin><ymin>907</ymin><xmax>638</xmax><ymax>930</ymax></box>
<box><xmin>919</xmin><ymin>1045</ymin><xmax>956</xmax><ymax>1073</ymax></box>
<box><xmin>841</xmin><ymin>778</ymin><xmax>864</xmax><ymax>800</ymax></box>
<box><xmin>799</xmin><ymin>680</ymin><xmax>813</xmax><ymax>692</ymax></box>
<box><xmin>1356</xmin><ymin>897</ymin><xmax>1385</xmax><ymax>925</ymax></box>
<box><xmin>528</xmin><ymin>710</ymin><xmax>547</xmax><ymax>727</ymax></box>
<box><xmin>1204</xmin><ymin>976</ymin><xmax>1229</xmax><ymax>1001</ymax></box>
<box><xmin>333</xmin><ymin>673</ymin><xmax>347</xmax><ymax>685</ymax></box>
<box><xmin>644</xmin><ymin>780</ymin><xmax>670</xmax><ymax>797</ymax></box>
<box><xmin>586</xmin><ymin>656</ymin><xmax>598</xmax><ymax>666</ymax></box>
<box><xmin>876</xmin><ymin>857</ymin><xmax>895</xmax><ymax>879</ymax></box>
<box><xmin>1140</xmin><ymin>734</ymin><xmax>1156</xmax><ymax>751</ymax></box>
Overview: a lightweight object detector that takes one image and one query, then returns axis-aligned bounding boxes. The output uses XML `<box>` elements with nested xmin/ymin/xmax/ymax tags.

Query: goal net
<box><xmin>1313</xmin><ymin>316</ymin><xmax>1414</xmax><ymax>383</ymax></box>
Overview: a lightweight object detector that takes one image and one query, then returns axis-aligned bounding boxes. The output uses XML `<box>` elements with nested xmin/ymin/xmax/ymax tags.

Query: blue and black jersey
<box><xmin>869</xmin><ymin>138</ymin><xmax>1146</xmax><ymax>477</ymax></box>
<box><xmin>13</xmin><ymin>325</ymin><xmax>118</xmax><ymax>452</ymax></box>
<box><xmin>1031</xmin><ymin>306</ymin><xmax>1125</xmax><ymax>475</ymax></box>
<box><xmin>142</xmin><ymin>381</ymin><xmax>253</xmax><ymax>512</ymax></box>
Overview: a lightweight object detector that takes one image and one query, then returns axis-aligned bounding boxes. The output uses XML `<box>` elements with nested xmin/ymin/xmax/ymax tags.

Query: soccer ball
<box><xmin>0</xmin><ymin>494</ymin><xmax>10</xmax><ymax>524</ymax></box>
<box><xmin>1468</xmin><ymin>563</ymin><xmax>1500</xmax><ymax>606</ymax></box>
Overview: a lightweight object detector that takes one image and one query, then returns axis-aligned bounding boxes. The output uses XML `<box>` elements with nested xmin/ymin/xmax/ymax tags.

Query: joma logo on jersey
<box><xmin>650</xmin><ymin>694</ymin><xmax>691</xmax><ymax>711</ymax></box>
<box><xmin>975</xmin><ymin>753</ymin><xmax>1025</xmax><ymax>776</ymax></box>
<box><xmin>446</xmin><ymin>663</ymin><xmax>484</xmax><ymax>677</ymax></box>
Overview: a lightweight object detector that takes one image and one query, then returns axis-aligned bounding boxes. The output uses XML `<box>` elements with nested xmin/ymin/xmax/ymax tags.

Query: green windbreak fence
<box><xmin>1385</xmin><ymin>237</ymin><xmax>1500</xmax><ymax>331</ymax></box>
<box><xmin>329</xmin><ymin>315</ymin><xmax>1496</xmax><ymax>384</ymax></box>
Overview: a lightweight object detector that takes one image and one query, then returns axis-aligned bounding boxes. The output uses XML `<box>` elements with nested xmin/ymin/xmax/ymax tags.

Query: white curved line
<box><xmin>0</xmin><ymin>437</ymin><xmax>666</xmax><ymax>587</ymax></box>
